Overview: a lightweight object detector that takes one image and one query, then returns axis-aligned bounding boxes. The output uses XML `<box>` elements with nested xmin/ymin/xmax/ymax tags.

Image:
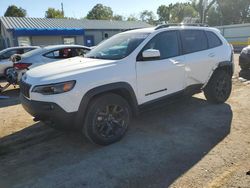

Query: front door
<box><xmin>136</xmin><ymin>31</ymin><xmax>186</xmax><ymax>104</ymax></box>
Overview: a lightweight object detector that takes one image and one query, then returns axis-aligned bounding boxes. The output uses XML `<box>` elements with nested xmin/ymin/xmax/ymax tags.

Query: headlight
<box><xmin>32</xmin><ymin>80</ymin><xmax>76</xmax><ymax>95</ymax></box>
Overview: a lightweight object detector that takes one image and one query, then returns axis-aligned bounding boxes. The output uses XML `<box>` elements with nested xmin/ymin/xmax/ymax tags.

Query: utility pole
<box><xmin>202</xmin><ymin>0</ymin><xmax>208</xmax><ymax>23</ymax></box>
<box><xmin>61</xmin><ymin>3</ymin><xmax>64</xmax><ymax>17</ymax></box>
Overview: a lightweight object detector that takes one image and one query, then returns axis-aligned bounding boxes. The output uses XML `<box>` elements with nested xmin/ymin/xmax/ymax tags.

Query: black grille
<box><xmin>20</xmin><ymin>80</ymin><xmax>31</xmax><ymax>98</ymax></box>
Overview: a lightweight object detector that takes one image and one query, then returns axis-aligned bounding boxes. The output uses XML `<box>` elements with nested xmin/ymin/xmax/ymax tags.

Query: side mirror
<box><xmin>142</xmin><ymin>49</ymin><xmax>160</xmax><ymax>61</ymax></box>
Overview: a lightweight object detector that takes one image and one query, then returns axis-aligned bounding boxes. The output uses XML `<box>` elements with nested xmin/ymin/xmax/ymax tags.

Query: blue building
<box><xmin>0</xmin><ymin>17</ymin><xmax>151</xmax><ymax>49</ymax></box>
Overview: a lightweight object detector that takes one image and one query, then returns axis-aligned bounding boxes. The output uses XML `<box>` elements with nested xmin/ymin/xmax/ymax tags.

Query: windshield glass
<box><xmin>85</xmin><ymin>32</ymin><xmax>150</xmax><ymax>60</ymax></box>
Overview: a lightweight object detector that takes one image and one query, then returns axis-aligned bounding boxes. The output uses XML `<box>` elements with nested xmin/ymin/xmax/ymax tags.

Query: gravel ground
<box><xmin>0</xmin><ymin>54</ymin><xmax>249</xmax><ymax>188</ymax></box>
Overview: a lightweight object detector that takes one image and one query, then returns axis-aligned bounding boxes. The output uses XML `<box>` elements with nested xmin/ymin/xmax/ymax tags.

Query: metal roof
<box><xmin>0</xmin><ymin>17</ymin><xmax>152</xmax><ymax>30</ymax></box>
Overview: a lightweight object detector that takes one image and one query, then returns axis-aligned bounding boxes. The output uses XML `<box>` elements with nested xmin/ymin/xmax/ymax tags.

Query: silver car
<box><xmin>0</xmin><ymin>46</ymin><xmax>39</xmax><ymax>76</ymax></box>
<box><xmin>11</xmin><ymin>45</ymin><xmax>91</xmax><ymax>82</ymax></box>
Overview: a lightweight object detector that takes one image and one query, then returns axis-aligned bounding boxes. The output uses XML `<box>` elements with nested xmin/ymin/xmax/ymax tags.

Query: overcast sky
<box><xmin>0</xmin><ymin>0</ymin><xmax>189</xmax><ymax>19</ymax></box>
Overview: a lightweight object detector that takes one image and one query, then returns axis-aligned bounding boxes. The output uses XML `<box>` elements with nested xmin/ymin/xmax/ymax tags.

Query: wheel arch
<box><xmin>216</xmin><ymin>61</ymin><xmax>234</xmax><ymax>77</ymax></box>
<box><xmin>203</xmin><ymin>61</ymin><xmax>234</xmax><ymax>89</ymax></box>
<box><xmin>75</xmin><ymin>82</ymin><xmax>138</xmax><ymax>129</ymax></box>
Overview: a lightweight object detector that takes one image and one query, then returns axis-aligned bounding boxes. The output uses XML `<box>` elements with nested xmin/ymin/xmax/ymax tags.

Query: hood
<box><xmin>25</xmin><ymin>57</ymin><xmax>117</xmax><ymax>83</ymax></box>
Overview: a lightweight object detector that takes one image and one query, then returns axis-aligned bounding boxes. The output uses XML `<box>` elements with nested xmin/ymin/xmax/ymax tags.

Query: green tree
<box><xmin>127</xmin><ymin>15</ymin><xmax>138</xmax><ymax>21</ymax></box>
<box><xmin>207</xmin><ymin>5</ymin><xmax>222</xmax><ymax>26</ymax></box>
<box><xmin>112</xmin><ymin>14</ymin><xmax>124</xmax><ymax>21</ymax></box>
<box><xmin>4</xmin><ymin>5</ymin><xmax>26</xmax><ymax>17</ymax></box>
<box><xmin>45</xmin><ymin>8</ymin><xmax>64</xmax><ymax>18</ymax></box>
<box><xmin>191</xmin><ymin>0</ymin><xmax>217</xmax><ymax>23</ymax></box>
<box><xmin>157</xmin><ymin>5</ymin><xmax>170</xmax><ymax>23</ymax></box>
<box><xmin>217</xmin><ymin>0</ymin><xmax>250</xmax><ymax>25</ymax></box>
<box><xmin>87</xmin><ymin>4</ymin><xmax>113</xmax><ymax>20</ymax></box>
<box><xmin>170</xmin><ymin>3</ymin><xmax>197</xmax><ymax>23</ymax></box>
<box><xmin>140</xmin><ymin>10</ymin><xmax>156</xmax><ymax>25</ymax></box>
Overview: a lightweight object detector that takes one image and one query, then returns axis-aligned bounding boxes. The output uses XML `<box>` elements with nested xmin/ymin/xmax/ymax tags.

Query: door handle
<box><xmin>172</xmin><ymin>59</ymin><xmax>184</xmax><ymax>66</ymax></box>
<box><xmin>208</xmin><ymin>53</ymin><xmax>215</xmax><ymax>57</ymax></box>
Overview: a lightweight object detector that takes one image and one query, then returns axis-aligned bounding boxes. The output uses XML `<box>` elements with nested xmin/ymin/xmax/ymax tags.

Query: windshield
<box><xmin>86</xmin><ymin>32</ymin><xmax>150</xmax><ymax>60</ymax></box>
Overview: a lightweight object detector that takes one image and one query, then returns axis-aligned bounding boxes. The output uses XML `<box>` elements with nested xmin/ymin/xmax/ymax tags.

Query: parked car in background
<box><xmin>10</xmin><ymin>45</ymin><xmax>91</xmax><ymax>82</ymax></box>
<box><xmin>239</xmin><ymin>46</ymin><xmax>250</xmax><ymax>70</ymax></box>
<box><xmin>0</xmin><ymin>46</ymin><xmax>39</xmax><ymax>77</ymax></box>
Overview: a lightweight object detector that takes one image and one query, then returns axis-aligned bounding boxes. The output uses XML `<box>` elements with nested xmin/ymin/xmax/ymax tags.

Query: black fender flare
<box><xmin>216</xmin><ymin>61</ymin><xmax>234</xmax><ymax>76</ymax></box>
<box><xmin>203</xmin><ymin>61</ymin><xmax>234</xmax><ymax>89</ymax></box>
<box><xmin>75</xmin><ymin>82</ymin><xmax>138</xmax><ymax>129</ymax></box>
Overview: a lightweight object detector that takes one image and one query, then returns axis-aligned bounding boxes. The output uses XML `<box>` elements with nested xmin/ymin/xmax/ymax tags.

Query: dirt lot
<box><xmin>0</xmin><ymin>54</ymin><xmax>249</xmax><ymax>188</ymax></box>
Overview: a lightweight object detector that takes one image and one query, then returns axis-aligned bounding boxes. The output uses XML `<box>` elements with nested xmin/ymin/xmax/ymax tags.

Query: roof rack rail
<box><xmin>155</xmin><ymin>23</ymin><xmax>209</xmax><ymax>30</ymax></box>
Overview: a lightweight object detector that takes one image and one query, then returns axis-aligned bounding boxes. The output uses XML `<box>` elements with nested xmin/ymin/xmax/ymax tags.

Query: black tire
<box><xmin>204</xmin><ymin>70</ymin><xmax>232</xmax><ymax>104</ymax></box>
<box><xmin>83</xmin><ymin>93</ymin><xmax>131</xmax><ymax>145</ymax></box>
<box><xmin>4</xmin><ymin>67</ymin><xmax>13</xmax><ymax>77</ymax></box>
<box><xmin>240</xmin><ymin>64</ymin><xmax>250</xmax><ymax>71</ymax></box>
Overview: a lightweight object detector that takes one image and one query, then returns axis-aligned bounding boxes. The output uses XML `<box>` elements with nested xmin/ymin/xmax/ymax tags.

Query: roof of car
<box><xmin>20</xmin><ymin>44</ymin><xmax>90</xmax><ymax>59</ymax></box>
<box><xmin>0</xmin><ymin>46</ymin><xmax>40</xmax><ymax>55</ymax></box>
<box><xmin>41</xmin><ymin>44</ymin><xmax>90</xmax><ymax>50</ymax></box>
<box><xmin>123</xmin><ymin>25</ymin><xmax>221</xmax><ymax>34</ymax></box>
<box><xmin>2</xmin><ymin>46</ymin><xmax>40</xmax><ymax>50</ymax></box>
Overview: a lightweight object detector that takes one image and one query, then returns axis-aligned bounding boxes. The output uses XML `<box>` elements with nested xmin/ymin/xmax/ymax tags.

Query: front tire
<box><xmin>204</xmin><ymin>70</ymin><xmax>232</xmax><ymax>104</ymax></box>
<box><xmin>83</xmin><ymin>93</ymin><xmax>131</xmax><ymax>145</ymax></box>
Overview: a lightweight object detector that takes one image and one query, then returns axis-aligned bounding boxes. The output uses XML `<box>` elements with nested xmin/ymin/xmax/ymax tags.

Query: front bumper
<box><xmin>20</xmin><ymin>94</ymin><xmax>77</xmax><ymax>129</ymax></box>
<box><xmin>239</xmin><ymin>53</ymin><xmax>250</xmax><ymax>69</ymax></box>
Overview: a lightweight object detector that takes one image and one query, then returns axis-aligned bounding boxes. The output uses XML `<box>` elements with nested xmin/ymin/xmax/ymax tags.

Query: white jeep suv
<box><xmin>20</xmin><ymin>25</ymin><xmax>234</xmax><ymax>145</ymax></box>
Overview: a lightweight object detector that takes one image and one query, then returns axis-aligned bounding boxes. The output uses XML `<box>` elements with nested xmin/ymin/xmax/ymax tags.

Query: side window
<box><xmin>206</xmin><ymin>31</ymin><xmax>222</xmax><ymax>48</ymax></box>
<box><xmin>44</xmin><ymin>50</ymin><xmax>60</xmax><ymax>58</ymax></box>
<box><xmin>73</xmin><ymin>48</ymin><xmax>89</xmax><ymax>56</ymax></box>
<box><xmin>60</xmin><ymin>48</ymin><xmax>73</xmax><ymax>58</ymax></box>
<box><xmin>23</xmin><ymin>48</ymin><xmax>35</xmax><ymax>53</ymax></box>
<box><xmin>44</xmin><ymin>48</ymin><xmax>72</xmax><ymax>59</ymax></box>
<box><xmin>141</xmin><ymin>31</ymin><xmax>179</xmax><ymax>60</ymax></box>
<box><xmin>180</xmin><ymin>30</ymin><xmax>208</xmax><ymax>54</ymax></box>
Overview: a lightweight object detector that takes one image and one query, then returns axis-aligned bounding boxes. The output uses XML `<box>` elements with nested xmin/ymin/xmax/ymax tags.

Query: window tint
<box><xmin>72</xmin><ymin>48</ymin><xmax>90</xmax><ymax>56</ymax></box>
<box><xmin>142</xmin><ymin>31</ymin><xmax>179</xmax><ymax>60</ymax></box>
<box><xmin>23</xmin><ymin>48</ymin><xmax>35</xmax><ymax>53</ymax></box>
<box><xmin>44</xmin><ymin>48</ymin><xmax>73</xmax><ymax>59</ymax></box>
<box><xmin>180</xmin><ymin>30</ymin><xmax>208</xmax><ymax>54</ymax></box>
<box><xmin>206</xmin><ymin>31</ymin><xmax>222</xmax><ymax>48</ymax></box>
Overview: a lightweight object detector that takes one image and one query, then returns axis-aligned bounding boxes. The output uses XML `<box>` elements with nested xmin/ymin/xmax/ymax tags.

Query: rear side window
<box><xmin>206</xmin><ymin>31</ymin><xmax>222</xmax><ymax>48</ymax></box>
<box><xmin>23</xmin><ymin>48</ymin><xmax>35</xmax><ymax>53</ymax></box>
<box><xmin>44</xmin><ymin>48</ymin><xmax>73</xmax><ymax>59</ymax></box>
<box><xmin>72</xmin><ymin>48</ymin><xmax>90</xmax><ymax>56</ymax></box>
<box><xmin>180</xmin><ymin>30</ymin><xmax>208</xmax><ymax>54</ymax></box>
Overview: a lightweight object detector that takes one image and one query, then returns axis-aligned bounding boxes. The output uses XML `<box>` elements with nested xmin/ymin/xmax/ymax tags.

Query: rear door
<box><xmin>180</xmin><ymin>29</ymin><xmax>216</xmax><ymax>86</ymax></box>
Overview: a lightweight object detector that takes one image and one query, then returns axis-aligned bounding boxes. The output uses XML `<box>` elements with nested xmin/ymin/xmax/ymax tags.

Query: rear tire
<box><xmin>204</xmin><ymin>70</ymin><xmax>232</xmax><ymax>104</ymax></box>
<box><xmin>83</xmin><ymin>93</ymin><xmax>131</xmax><ymax>145</ymax></box>
<box><xmin>240</xmin><ymin>64</ymin><xmax>250</xmax><ymax>71</ymax></box>
<box><xmin>4</xmin><ymin>67</ymin><xmax>13</xmax><ymax>77</ymax></box>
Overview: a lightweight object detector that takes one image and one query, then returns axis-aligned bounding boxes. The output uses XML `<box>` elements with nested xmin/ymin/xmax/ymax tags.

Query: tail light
<box><xmin>14</xmin><ymin>62</ymin><xmax>32</xmax><ymax>70</ymax></box>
